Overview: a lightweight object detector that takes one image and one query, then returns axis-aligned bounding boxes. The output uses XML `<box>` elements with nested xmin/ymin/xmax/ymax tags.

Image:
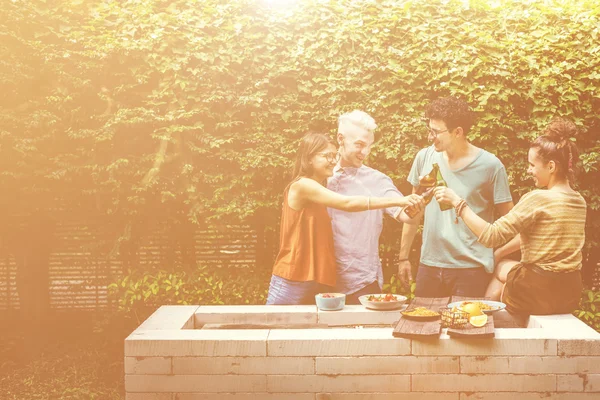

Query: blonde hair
<box><xmin>338</xmin><ymin>110</ymin><xmax>377</xmax><ymax>134</ymax></box>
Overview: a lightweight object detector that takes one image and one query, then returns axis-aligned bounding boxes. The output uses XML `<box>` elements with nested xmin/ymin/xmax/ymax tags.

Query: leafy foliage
<box><xmin>1</xmin><ymin>0</ymin><xmax>599</xmax><ymax>283</ymax></box>
<box><xmin>575</xmin><ymin>289</ymin><xmax>600</xmax><ymax>332</ymax></box>
<box><xmin>2</xmin><ymin>0</ymin><xmax>599</xmax><ymax>249</ymax></box>
<box><xmin>383</xmin><ymin>274</ymin><xmax>416</xmax><ymax>300</ymax></box>
<box><xmin>108</xmin><ymin>266</ymin><xmax>269</xmax><ymax>318</ymax></box>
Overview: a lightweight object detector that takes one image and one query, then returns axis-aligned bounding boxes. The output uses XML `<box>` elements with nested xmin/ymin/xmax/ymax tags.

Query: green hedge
<box><xmin>108</xmin><ymin>267</ymin><xmax>269</xmax><ymax>318</ymax></box>
<box><xmin>575</xmin><ymin>289</ymin><xmax>600</xmax><ymax>331</ymax></box>
<box><xmin>2</xmin><ymin>0</ymin><xmax>599</xmax><ymax>258</ymax></box>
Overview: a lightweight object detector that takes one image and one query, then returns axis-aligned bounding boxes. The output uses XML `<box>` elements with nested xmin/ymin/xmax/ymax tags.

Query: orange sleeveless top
<box><xmin>271</xmin><ymin>182</ymin><xmax>336</xmax><ymax>287</ymax></box>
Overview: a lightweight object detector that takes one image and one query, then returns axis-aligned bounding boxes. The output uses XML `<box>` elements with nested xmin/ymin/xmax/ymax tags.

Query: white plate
<box><xmin>358</xmin><ymin>294</ymin><xmax>408</xmax><ymax>311</ymax></box>
<box><xmin>446</xmin><ymin>300</ymin><xmax>506</xmax><ymax>314</ymax></box>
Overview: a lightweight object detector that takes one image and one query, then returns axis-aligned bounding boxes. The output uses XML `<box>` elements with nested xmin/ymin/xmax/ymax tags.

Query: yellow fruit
<box><xmin>469</xmin><ymin>314</ymin><xmax>488</xmax><ymax>327</ymax></box>
<box><xmin>461</xmin><ymin>302</ymin><xmax>483</xmax><ymax>317</ymax></box>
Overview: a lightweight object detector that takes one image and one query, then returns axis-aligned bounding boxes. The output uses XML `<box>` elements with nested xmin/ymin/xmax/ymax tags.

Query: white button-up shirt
<box><xmin>327</xmin><ymin>165</ymin><xmax>404</xmax><ymax>294</ymax></box>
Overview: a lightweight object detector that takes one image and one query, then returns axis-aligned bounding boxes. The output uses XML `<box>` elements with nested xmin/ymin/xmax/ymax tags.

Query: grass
<box><xmin>0</xmin><ymin>311</ymin><xmax>141</xmax><ymax>400</ymax></box>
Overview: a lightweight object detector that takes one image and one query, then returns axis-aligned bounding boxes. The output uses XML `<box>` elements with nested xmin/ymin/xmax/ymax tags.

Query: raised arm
<box><xmin>495</xmin><ymin>201</ymin><xmax>514</xmax><ymax>218</ymax></box>
<box><xmin>494</xmin><ymin>234</ymin><xmax>521</xmax><ymax>263</ymax></box>
<box><xmin>434</xmin><ymin>186</ymin><xmax>538</xmax><ymax>248</ymax></box>
<box><xmin>289</xmin><ymin>177</ymin><xmax>424</xmax><ymax>212</ymax></box>
<box><xmin>397</xmin><ymin>186</ymin><xmax>421</xmax><ymax>286</ymax></box>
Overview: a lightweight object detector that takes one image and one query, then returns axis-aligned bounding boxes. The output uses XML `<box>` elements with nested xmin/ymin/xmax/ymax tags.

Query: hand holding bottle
<box><xmin>400</xmin><ymin>194</ymin><xmax>426</xmax><ymax>211</ymax></box>
<box><xmin>433</xmin><ymin>186</ymin><xmax>461</xmax><ymax>208</ymax></box>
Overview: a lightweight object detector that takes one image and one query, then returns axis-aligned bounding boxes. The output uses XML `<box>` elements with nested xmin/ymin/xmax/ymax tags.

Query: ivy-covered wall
<box><xmin>1</xmin><ymin>0</ymin><xmax>599</xmax><ymax>269</ymax></box>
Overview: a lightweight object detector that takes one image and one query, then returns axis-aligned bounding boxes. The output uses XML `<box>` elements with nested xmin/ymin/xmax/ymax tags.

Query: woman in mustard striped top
<box><xmin>434</xmin><ymin>118</ymin><xmax>586</xmax><ymax>315</ymax></box>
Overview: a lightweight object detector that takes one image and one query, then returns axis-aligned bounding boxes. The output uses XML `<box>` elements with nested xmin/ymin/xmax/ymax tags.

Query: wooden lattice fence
<box><xmin>0</xmin><ymin>220</ymin><xmax>267</xmax><ymax>311</ymax></box>
<box><xmin>1</xmin><ymin>217</ymin><xmax>599</xmax><ymax>311</ymax></box>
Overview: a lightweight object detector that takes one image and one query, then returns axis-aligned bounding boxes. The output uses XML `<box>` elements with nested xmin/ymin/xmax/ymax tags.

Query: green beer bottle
<box><xmin>433</xmin><ymin>163</ymin><xmax>453</xmax><ymax>211</ymax></box>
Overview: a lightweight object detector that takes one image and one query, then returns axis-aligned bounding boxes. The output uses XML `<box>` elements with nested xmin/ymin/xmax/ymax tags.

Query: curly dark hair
<box><xmin>424</xmin><ymin>97</ymin><xmax>475</xmax><ymax>134</ymax></box>
<box><xmin>531</xmin><ymin>117</ymin><xmax>580</xmax><ymax>182</ymax></box>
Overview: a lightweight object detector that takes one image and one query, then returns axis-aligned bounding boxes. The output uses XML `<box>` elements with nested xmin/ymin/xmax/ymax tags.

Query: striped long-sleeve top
<box><xmin>478</xmin><ymin>189</ymin><xmax>587</xmax><ymax>272</ymax></box>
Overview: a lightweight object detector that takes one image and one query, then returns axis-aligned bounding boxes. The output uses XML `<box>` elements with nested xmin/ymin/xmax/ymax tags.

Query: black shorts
<box><xmin>503</xmin><ymin>263</ymin><xmax>582</xmax><ymax>316</ymax></box>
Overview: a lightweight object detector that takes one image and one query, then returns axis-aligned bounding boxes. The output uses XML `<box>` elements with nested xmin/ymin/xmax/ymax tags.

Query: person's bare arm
<box><xmin>397</xmin><ymin>186</ymin><xmax>420</xmax><ymax>286</ymax></box>
<box><xmin>289</xmin><ymin>177</ymin><xmax>424</xmax><ymax>212</ymax></box>
<box><xmin>495</xmin><ymin>201</ymin><xmax>514</xmax><ymax>218</ymax></box>
<box><xmin>396</xmin><ymin>199</ymin><xmax>424</xmax><ymax>225</ymax></box>
<box><xmin>434</xmin><ymin>186</ymin><xmax>488</xmax><ymax>237</ymax></box>
<box><xmin>494</xmin><ymin>234</ymin><xmax>521</xmax><ymax>262</ymax></box>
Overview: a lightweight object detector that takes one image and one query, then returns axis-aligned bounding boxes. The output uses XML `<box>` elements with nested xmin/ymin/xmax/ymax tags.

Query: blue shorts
<box><xmin>266</xmin><ymin>275</ymin><xmax>332</xmax><ymax>305</ymax></box>
<box><xmin>415</xmin><ymin>263</ymin><xmax>490</xmax><ymax>298</ymax></box>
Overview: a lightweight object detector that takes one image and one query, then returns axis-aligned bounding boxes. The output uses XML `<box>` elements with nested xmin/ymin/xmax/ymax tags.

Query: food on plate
<box><xmin>367</xmin><ymin>293</ymin><xmax>398</xmax><ymax>302</ymax></box>
<box><xmin>319</xmin><ymin>293</ymin><xmax>336</xmax><ymax>298</ymax></box>
<box><xmin>402</xmin><ymin>307</ymin><xmax>439</xmax><ymax>317</ymax></box>
<box><xmin>469</xmin><ymin>314</ymin><xmax>488</xmax><ymax>327</ymax></box>
<box><xmin>463</xmin><ymin>301</ymin><xmax>500</xmax><ymax>311</ymax></box>
<box><xmin>460</xmin><ymin>302</ymin><xmax>484</xmax><ymax>317</ymax></box>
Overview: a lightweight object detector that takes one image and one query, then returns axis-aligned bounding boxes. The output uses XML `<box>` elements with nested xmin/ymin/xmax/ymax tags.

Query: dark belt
<box><xmin>525</xmin><ymin>263</ymin><xmax>579</xmax><ymax>275</ymax></box>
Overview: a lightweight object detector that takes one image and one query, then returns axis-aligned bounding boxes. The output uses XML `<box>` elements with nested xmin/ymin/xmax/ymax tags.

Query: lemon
<box><xmin>469</xmin><ymin>314</ymin><xmax>488</xmax><ymax>327</ymax></box>
<box><xmin>461</xmin><ymin>302</ymin><xmax>483</xmax><ymax>318</ymax></box>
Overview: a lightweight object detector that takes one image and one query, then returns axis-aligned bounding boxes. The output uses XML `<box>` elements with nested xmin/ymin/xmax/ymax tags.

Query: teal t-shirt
<box><xmin>408</xmin><ymin>146</ymin><xmax>512</xmax><ymax>273</ymax></box>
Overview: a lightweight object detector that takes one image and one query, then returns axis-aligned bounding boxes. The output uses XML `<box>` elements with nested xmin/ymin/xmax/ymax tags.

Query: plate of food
<box><xmin>401</xmin><ymin>306</ymin><xmax>440</xmax><ymax>320</ymax></box>
<box><xmin>446</xmin><ymin>300</ymin><xmax>506</xmax><ymax>315</ymax></box>
<box><xmin>358</xmin><ymin>293</ymin><xmax>407</xmax><ymax>310</ymax></box>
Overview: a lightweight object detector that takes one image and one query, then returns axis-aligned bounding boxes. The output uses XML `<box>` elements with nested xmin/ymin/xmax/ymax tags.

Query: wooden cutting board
<box><xmin>446</xmin><ymin>314</ymin><xmax>495</xmax><ymax>337</ymax></box>
<box><xmin>392</xmin><ymin>297</ymin><xmax>449</xmax><ymax>339</ymax></box>
<box><xmin>447</xmin><ymin>296</ymin><xmax>495</xmax><ymax>338</ymax></box>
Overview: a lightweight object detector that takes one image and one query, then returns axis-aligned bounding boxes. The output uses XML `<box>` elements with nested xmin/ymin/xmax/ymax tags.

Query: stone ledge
<box><xmin>125</xmin><ymin>305</ymin><xmax>600</xmax><ymax>398</ymax></box>
<box><xmin>317</xmin><ymin>305</ymin><xmax>404</xmax><ymax>326</ymax></box>
<box><xmin>125</xmin><ymin>329</ymin><xmax>269</xmax><ymax>357</ymax></box>
<box><xmin>128</xmin><ymin>305</ymin><xmax>198</xmax><ymax>334</ymax></box>
<box><xmin>195</xmin><ymin>305</ymin><xmax>317</xmax><ymax>327</ymax></box>
<box><xmin>267</xmin><ymin>328</ymin><xmax>411</xmax><ymax>356</ymax></box>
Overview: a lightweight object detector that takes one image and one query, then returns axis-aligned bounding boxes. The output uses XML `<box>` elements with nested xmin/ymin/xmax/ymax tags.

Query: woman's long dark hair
<box><xmin>291</xmin><ymin>133</ymin><xmax>337</xmax><ymax>183</ymax></box>
<box><xmin>531</xmin><ymin>118</ymin><xmax>580</xmax><ymax>182</ymax></box>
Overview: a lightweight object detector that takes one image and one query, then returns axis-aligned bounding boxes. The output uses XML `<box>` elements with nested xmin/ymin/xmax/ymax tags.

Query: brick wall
<box><xmin>124</xmin><ymin>306</ymin><xmax>600</xmax><ymax>400</ymax></box>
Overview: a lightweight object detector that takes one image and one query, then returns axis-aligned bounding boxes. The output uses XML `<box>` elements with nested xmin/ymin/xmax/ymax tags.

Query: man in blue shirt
<box><xmin>398</xmin><ymin>97</ymin><xmax>514</xmax><ymax>297</ymax></box>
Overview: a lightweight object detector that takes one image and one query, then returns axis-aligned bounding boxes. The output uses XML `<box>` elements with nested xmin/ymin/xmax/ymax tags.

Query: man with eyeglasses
<box><xmin>398</xmin><ymin>97</ymin><xmax>514</xmax><ymax>298</ymax></box>
<box><xmin>327</xmin><ymin>110</ymin><xmax>420</xmax><ymax>304</ymax></box>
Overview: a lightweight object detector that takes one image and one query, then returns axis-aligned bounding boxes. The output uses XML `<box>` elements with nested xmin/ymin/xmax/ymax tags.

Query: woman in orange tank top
<box><xmin>266</xmin><ymin>133</ymin><xmax>426</xmax><ymax>305</ymax></box>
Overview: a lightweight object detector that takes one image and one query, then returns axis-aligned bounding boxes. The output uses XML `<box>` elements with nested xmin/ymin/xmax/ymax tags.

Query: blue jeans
<box><xmin>266</xmin><ymin>275</ymin><xmax>333</xmax><ymax>305</ymax></box>
<box><xmin>415</xmin><ymin>263</ymin><xmax>490</xmax><ymax>298</ymax></box>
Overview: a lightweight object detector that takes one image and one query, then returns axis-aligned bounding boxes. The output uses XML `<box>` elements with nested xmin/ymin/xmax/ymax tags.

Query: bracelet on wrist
<box><xmin>454</xmin><ymin>199</ymin><xmax>468</xmax><ymax>224</ymax></box>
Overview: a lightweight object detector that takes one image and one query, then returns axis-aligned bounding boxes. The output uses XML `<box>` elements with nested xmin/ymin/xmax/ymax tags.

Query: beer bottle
<box><xmin>403</xmin><ymin>186</ymin><xmax>434</xmax><ymax>218</ymax></box>
<box><xmin>434</xmin><ymin>163</ymin><xmax>453</xmax><ymax>211</ymax></box>
<box><xmin>402</xmin><ymin>164</ymin><xmax>439</xmax><ymax>218</ymax></box>
<box><xmin>403</xmin><ymin>163</ymin><xmax>452</xmax><ymax>217</ymax></box>
<box><xmin>414</xmin><ymin>164</ymin><xmax>438</xmax><ymax>193</ymax></box>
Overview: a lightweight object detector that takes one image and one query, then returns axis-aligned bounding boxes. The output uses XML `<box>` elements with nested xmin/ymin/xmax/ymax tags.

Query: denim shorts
<box><xmin>415</xmin><ymin>263</ymin><xmax>490</xmax><ymax>298</ymax></box>
<box><xmin>266</xmin><ymin>275</ymin><xmax>332</xmax><ymax>305</ymax></box>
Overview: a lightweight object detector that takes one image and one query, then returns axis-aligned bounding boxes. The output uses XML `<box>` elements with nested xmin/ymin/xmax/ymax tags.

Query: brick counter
<box><xmin>125</xmin><ymin>305</ymin><xmax>600</xmax><ymax>400</ymax></box>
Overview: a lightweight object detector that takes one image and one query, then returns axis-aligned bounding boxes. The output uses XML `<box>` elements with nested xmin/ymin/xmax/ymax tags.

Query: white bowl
<box><xmin>358</xmin><ymin>294</ymin><xmax>408</xmax><ymax>310</ymax></box>
<box><xmin>315</xmin><ymin>293</ymin><xmax>346</xmax><ymax>311</ymax></box>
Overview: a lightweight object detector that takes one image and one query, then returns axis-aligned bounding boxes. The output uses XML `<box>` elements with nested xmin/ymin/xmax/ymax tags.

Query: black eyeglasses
<box><xmin>316</xmin><ymin>152</ymin><xmax>341</xmax><ymax>163</ymax></box>
<box><xmin>426</xmin><ymin>126</ymin><xmax>450</xmax><ymax>137</ymax></box>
